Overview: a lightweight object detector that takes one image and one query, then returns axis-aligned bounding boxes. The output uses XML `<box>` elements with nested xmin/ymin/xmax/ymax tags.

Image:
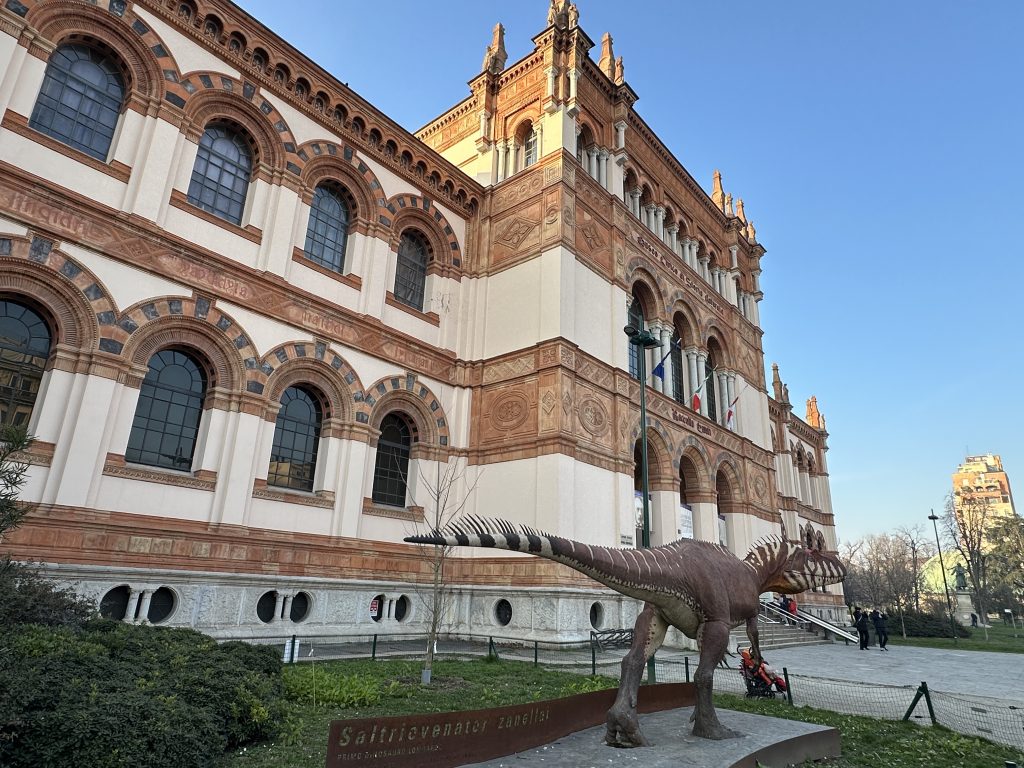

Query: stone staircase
<box><xmin>729</xmin><ymin>619</ymin><xmax>832</xmax><ymax>652</ymax></box>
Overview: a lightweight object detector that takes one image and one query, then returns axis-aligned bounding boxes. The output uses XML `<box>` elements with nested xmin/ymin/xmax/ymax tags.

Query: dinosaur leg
<box><xmin>604</xmin><ymin>602</ymin><xmax>667</xmax><ymax>748</ymax></box>
<box><xmin>691</xmin><ymin>619</ymin><xmax>740</xmax><ymax>740</ymax></box>
<box><xmin>745</xmin><ymin>615</ymin><xmax>762</xmax><ymax>663</ymax></box>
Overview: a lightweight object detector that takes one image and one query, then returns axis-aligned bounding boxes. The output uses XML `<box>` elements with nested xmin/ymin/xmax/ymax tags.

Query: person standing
<box><xmin>855</xmin><ymin>607</ymin><xmax>870</xmax><ymax>650</ymax></box>
<box><xmin>871</xmin><ymin>609</ymin><xmax>888</xmax><ymax>650</ymax></box>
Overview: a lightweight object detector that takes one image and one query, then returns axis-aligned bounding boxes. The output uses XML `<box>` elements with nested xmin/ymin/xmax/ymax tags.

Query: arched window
<box><xmin>187</xmin><ymin>124</ymin><xmax>253</xmax><ymax>225</ymax></box>
<box><xmin>29</xmin><ymin>44</ymin><xmax>126</xmax><ymax>161</ymax></box>
<box><xmin>125</xmin><ymin>349</ymin><xmax>206</xmax><ymax>471</ymax></box>
<box><xmin>522</xmin><ymin>126</ymin><xmax>538</xmax><ymax>169</ymax></box>
<box><xmin>627</xmin><ymin>295</ymin><xmax>644</xmax><ymax>380</ymax></box>
<box><xmin>303</xmin><ymin>184</ymin><xmax>350</xmax><ymax>273</ymax></box>
<box><xmin>705</xmin><ymin>350</ymin><xmax>718</xmax><ymax>421</ymax></box>
<box><xmin>372</xmin><ymin>413</ymin><xmax>412</xmax><ymax>507</ymax></box>
<box><xmin>394</xmin><ymin>231</ymin><xmax>429</xmax><ymax>311</ymax></box>
<box><xmin>670</xmin><ymin>330</ymin><xmax>684</xmax><ymax>403</ymax></box>
<box><xmin>0</xmin><ymin>301</ymin><xmax>52</xmax><ymax>427</ymax></box>
<box><xmin>268</xmin><ymin>385</ymin><xmax>322</xmax><ymax>492</ymax></box>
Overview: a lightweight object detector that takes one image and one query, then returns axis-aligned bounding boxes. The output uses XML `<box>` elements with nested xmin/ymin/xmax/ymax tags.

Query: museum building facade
<box><xmin>0</xmin><ymin>0</ymin><xmax>845</xmax><ymax>641</ymax></box>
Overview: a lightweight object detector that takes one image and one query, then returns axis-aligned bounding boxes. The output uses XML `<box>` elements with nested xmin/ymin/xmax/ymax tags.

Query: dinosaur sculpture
<box><xmin>406</xmin><ymin>517</ymin><xmax>846</xmax><ymax>747</ymax></box>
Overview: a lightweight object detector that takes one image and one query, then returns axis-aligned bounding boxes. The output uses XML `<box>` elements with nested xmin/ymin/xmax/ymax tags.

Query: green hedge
<box><xmin>896</xmin><ymin>610</ymin><xmax>969</xmax><ymax>638</ymax></box>
<box><xmin>0</xmin><ymin>556</ymin><xmax>95</xmax><ymax>627</ymax></box>
<box><xmin>0</xmin><ymin>620</ymin><xmax>285</xmax><ymax>767</ymax></box>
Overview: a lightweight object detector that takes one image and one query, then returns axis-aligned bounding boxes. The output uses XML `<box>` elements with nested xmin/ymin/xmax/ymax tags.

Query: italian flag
<box><xmin>692</xmin><ymin>371</ymin><xmax>709</xmax><ymax>412</ymax></box>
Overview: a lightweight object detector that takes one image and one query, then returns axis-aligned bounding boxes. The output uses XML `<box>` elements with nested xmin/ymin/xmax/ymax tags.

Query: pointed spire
<box><xmin>711</xmin><ymin>169</ymin><xmax>724</xmax><ymax>210</ymax></box>
<box><xmin>806</xmin><ymin>396</ymin><xmax>826</xmax><ymax>431</ymax></box>
<box><xmin>771</xmin><ymin>363</ymin><xmax>783</xmax><ymax>401</ymax></box>
<box><xmin>614</xmin><ymin>56</ymin><xmax>624</xmax><ymax>84</ymax></box>
<box><xmin>598</xmin><ymin>33</ymin><xmax>615</xmax><ymax>79</ymax></box>
<box><xmin>736</xmin><ymin>198</ymin><xmax>746</xmax><ymax>223</ymax></box>
<box><xmin>481</xmin><ymin>23</ymin><xmax>507</xmax><ymax>74</ymax></box>
<box><xmin>547</xmin><ymin>0</ymin><xmax>570</xmax><ymax>29</ymax></box>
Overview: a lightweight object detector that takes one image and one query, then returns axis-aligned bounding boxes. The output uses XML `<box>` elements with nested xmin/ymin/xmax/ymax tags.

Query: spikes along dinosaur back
<box><xmin>405</xmin><ymin>515</ymin><xmax>846</xmax><ymax>748</ymax></box>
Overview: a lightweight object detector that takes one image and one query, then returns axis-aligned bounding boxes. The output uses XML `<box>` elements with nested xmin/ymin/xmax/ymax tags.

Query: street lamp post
<box><xmin>624</xmin><ymin>324</ymin><xmax>661</xmax><ymax>682</ymax></box>
<box><xmin>928</xmin><ymin>509</ymin><xmax>959</xmax><ymax>645</ymax></box>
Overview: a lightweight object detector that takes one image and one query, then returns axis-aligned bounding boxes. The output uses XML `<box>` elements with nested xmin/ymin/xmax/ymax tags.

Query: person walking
<box><xmin>871</xmin><ymin>609</ymin><xmax>889</xmax><ymax>650</ymax></box>
<box><xmin>855</xmin><ymin>607</ymin><xmax>870</xmax><ymax>650</ymax></box>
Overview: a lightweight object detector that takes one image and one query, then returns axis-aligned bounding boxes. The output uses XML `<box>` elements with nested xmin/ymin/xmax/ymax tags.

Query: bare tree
<box><xmin>406</xmin><ymin>456</ymin><xmax>481</xmax><ymax>685</ymax></box>
<box><xmin>943</xmin><ymin>490</ymin><xmax>992</xmax><ymax>639</ymax></box>
<box><xmin>896</xmin><ymin>524</ymin><xmax>935</xmax><ymax>613</ymax></box>
<box><xmin>873</xmin><ymin>534</ymin><xmax>918</xmax><ymax>637</ymax></box>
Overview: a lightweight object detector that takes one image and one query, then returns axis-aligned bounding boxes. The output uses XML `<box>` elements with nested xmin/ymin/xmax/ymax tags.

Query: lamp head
<box><xmin>623</xmin><ymin>324</ymin><xmax>639</xmax><ymax>337</ymax></box>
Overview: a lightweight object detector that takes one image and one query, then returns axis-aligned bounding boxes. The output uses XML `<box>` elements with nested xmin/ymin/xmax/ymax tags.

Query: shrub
<box><xmin>282</xmin><ymin>665</ymin><xmax>397</xmax><ymax>708</ymax></box>
<box><xmin>897</xmin><ymin>610</ymin><xmax>969</xmax><ymax>638</ymax></box>
<box><xmin>0</xmin><ymin>556</ymin><xmax>96</xmax><ymax>628</ymax></box>
<box><xmin>0</xmin><ymin>621</ymin><xmax>285</xmax><ymax>767</ymax></box>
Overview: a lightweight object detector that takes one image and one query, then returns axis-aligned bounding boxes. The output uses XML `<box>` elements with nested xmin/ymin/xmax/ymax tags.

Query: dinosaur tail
<box><xmin>405</xmin><ymin>515</ymin><xmax>671</xmax><ymax>602</ymax></box>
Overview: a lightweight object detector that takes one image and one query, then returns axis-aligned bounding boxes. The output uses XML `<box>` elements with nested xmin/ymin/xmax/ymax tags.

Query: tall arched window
<box><xmin>670</xmin><ymin>330</ymin><xmax>684</xmax><ymax>403</ymax></box>
<box><xmin>372</xmin><ymin>413</ymin><xmax>412</xmax><ymax>507</ymax></box>
<box><xmin>705</xmin><ymin>350</ymin><xmax>718</xmax><ymax>422</ymax></box>
<box><xmin>187</xmin><ymin>124</ymin><xmax>252</xmax><ymax>225</ymax></box>
<box><xmin>268</xmin><ymin>386</ymin><xmax>322</xmax><ymax>491</ymax></box>
<box><xmin>29</xmin><ymin>44</ymin><xmax>126</xmax><ymax>161</ymax></box>
<box><xmin>0</xmin><ymin>301</ymin><xmax>52</xmax><ymax>427</ymax></box>
<box><xmin>627</xmin><ymin>295</ymin><xmax>644</xmax><ymax>380</ymax></box>
<box><xmin>303</xmin><ymin>184</ymin><xmax>350</xmax><ymax>272</ymax></box>
<box><xmin>522</xmin><ymin>126</ymin><xmax>538</xmax><ymax>168</ymax></box>
<box><xmin>125</xmin><ymin>349</ymin><xmax>206</xmax><ymax>471</ymax></box>
<box><xmin>394</xmin><ymin>231</ymin><xmax>429</xmax><ymax>311</ymax></box>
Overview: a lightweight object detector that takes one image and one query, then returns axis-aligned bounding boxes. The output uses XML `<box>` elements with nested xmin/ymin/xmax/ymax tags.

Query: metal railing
<box><xmin>760</xmin><ymin>599</ymin><xmax>857</xmax><ymax>644</ymax></box>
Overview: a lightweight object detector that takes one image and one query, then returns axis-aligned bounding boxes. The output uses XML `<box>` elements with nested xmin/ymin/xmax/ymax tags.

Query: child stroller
<box><xmin>739</xmin><ymin>649</ymin><xmax>786</xmax><ymax>699</ymax></box>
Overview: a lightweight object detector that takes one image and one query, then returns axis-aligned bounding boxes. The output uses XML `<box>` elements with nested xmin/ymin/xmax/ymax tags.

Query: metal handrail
<box><xmin>761</xmin><ymin>599</ymin><xmax>857</xmax><ymax>643</ymax></box>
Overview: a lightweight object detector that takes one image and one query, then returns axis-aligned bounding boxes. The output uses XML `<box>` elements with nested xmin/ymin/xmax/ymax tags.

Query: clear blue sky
<box><xmin>238</xmin><ymin>1</ymin><xmax>1024</xmax><ymax>542</ymax></box>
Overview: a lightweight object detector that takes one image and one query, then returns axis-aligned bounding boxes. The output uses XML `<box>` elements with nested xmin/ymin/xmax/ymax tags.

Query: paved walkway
<box><xmin>703</xmin><ymin>642</ymin><xmax>1024</xmax><ymax>703</ymax></box>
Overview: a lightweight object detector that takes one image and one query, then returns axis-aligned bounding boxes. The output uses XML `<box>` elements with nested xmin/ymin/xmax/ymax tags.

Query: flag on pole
<box><xmin>651</xmin><ymin>339</ymin><xmax>681</xmax><ymax>380</ymax></box>
<box><xmin>726</xmin><ymin>395</ymin><xmax>739</xmax><ymax>430</ymax></box>
<box><xmin>692</xmin><ymin>368</ymin><xmax>712</xmax><ymax>412</ymax></box>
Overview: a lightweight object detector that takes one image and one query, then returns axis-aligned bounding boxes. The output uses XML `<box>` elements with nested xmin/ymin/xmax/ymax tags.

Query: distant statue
<box><xmin>547</xmin><ymin>0</ymin><xmax>569</xmax><ymax>28</ymax></box>
<box><xmin>614</xmin><ymin>56</ymin><xmax>624</xmax><ymax>84</ymax></box>
<box><xmin>568</xmin><ymin>3</ymin><xmax>579</xmax><ymax>27</ymax></box>
<box><xmin>951</xmin><ymin>563</ymin><xmax>968</xmax><ymax>591</ymax></box>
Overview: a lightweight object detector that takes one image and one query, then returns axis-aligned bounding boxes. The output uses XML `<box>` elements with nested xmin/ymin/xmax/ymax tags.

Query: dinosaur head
<box><xmin>745</xmin><ymin>538</ymin><xmax>847</xmax><ymax>594</ymax></box>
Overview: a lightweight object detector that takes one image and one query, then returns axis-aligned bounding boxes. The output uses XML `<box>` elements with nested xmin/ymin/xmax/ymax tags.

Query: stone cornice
<box><xmin>122</xmin><ymin>0</ymin><xmax>484</xmax><ymax>213</ymax></box>
<box><xmin>0</xmin><ymin>161</ymin><xmax>460</xmax><ymax>385</ymax></box>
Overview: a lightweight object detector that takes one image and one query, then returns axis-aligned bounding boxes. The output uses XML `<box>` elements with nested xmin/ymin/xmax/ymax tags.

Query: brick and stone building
<box><xmin>0</xmin><ymin>0</ymin><xmax>845</xmax><ymax>641</ymax></box>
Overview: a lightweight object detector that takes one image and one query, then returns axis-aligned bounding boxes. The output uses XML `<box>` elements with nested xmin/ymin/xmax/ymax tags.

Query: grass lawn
<box><xmin>219</xmin><ymin>658</ymin><xmax>616</xmax><ymax>767</ymax></box>
<box><xmin>887</xmin><ymin>621</ymin><xmax>1024</xmax><ymax>653</ymax></box>
<box><xmin>717</xmin><ymin>693</ymin><xmax>1024</xmax><ymax>768</ymax></box>
<box><xmin>220</xmin><ymin>658</ymin><xmax>1024</xmax><ymax>768</ymax></box>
